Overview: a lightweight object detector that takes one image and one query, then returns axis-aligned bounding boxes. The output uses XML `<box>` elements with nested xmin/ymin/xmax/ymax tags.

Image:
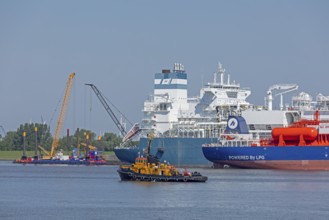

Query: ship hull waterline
<box><xmin>211</xmin><ymin>160</ymin><xmax>329</xmax><ymax>170</ymax></box>
<box><xmin>202</xmin><ymin>146</ymin><xmax>329</xmax><ymax>170</ymax></box>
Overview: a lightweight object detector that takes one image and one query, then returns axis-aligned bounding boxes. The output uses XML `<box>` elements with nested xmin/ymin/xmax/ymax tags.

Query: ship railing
<box><xmin>145</xmin><ymin>94</ymin><xmax>170</xmax><ymax>103</ymax></box>
<box><xmin>176</xmin><ymin>126</ymin><xmax>224</xmax><ymax>138</ymax></box>
<box><xmin>202</xmin><ymin>139</ymin><xmax>261</xmax><ymax>148</ymax></box>
<box><xmin>221</xmin><ymin>139</ymin><xmax>261</xmax><ymax>147</ymax></box>
<box><xmin>205</xmin><ymin>136</ymin><xmax>262</xmax><ymax>147</ymax></box>
<box><xmin>143</xmin><ymin>103</ymin><xmax>157</xmax><ymax>111</ymax></box>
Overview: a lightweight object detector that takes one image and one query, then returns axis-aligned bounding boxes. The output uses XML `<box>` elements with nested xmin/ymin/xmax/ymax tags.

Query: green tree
<box><xmin>58</xmin><ymin>128</ymin><xmax>97</xmax><ymax>154</ymax></box>
<box><xmin>15</xmin><ymin>123</ymin><xmax>52</xmax><ymax>151</ymax></box>
<box><xmin>101</xmin><ymin>132</ymin><xmax>122</xmax><ymax>151</ymax></box>
<box><xmin>0</xmin><ymin>124</ymin><xmax>125</xmax><ymax>153</ymax></box>
<box><xmin>0</xmin><ymin>131</ymin><xmax>19</xmax><ymax>150</ymax></box>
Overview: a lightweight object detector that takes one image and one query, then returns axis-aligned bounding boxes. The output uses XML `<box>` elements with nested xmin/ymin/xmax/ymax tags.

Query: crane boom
<box><xmin>85</xmin><ymin>84</ymin><xmax>127</xmax><ymax>137</ymax></box>
<box><xmin>268</xmin><ymin>84</ymin><xmax>298</xmax><ymax>91</ymax></box>
<box><xmin>49</xmin><ymin>73</ymin><xmax>76</xmax><ymax>158</ymax></box>
<box><xmin>267</xmin><ymin>83</ymin><xmax>298</xmax><ymax>111</ymax></box>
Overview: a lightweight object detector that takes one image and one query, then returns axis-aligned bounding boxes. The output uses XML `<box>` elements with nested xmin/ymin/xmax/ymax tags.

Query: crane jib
<box><xmin>50</xmin><ymin>73</ymin><xmax>76</xmax><ymax>158</ymax></box>
<box><xmin>85</xmin><ymin>84</ymin><xmax>127</xmax><ymax>137</ymax></box>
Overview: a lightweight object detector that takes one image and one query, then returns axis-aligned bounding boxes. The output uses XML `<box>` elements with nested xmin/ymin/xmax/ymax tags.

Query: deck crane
<box><xmin>42</xmin><ymin>73</ymin><xmax>76</xmax><ymax>159</ymax></box>
<box><xmin>267</xmin><ymin>84</ymin><xmax>298</xmax><ymax>111</ymax></box>
<box><xmin>85</xmin><ymin>84</ymin><xmax>140</xmax><ymax>143</ymax></box>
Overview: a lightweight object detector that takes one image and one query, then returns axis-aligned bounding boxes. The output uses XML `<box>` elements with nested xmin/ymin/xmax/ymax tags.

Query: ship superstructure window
<box><xmin>266</xmin><ymin>125</ymin><xmax>272</xmax><ymax>130</ymax></box>
<box><xmin>226</xmin><ymin>91</ymin><xmax>238</xmax><ymax>98</ymax></box>
<box><xmin>160</xmin><ymin>103</ymin><xmax>167</xmax><ymax>111</ymax></box>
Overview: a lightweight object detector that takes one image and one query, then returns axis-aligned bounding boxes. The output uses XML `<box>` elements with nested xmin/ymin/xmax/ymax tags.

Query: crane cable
<box><xmin>86</xmin><ymin>86</ymin><xmax>133</xmax><ymax>127</ymax></box>
<box><xmin>102</xmin><ymin>92</ymin><xmax>134</xmax><ymax>126</ymax></box>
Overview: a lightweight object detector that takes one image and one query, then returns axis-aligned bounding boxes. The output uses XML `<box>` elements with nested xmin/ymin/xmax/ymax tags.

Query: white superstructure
<box><xmin>292</xmin><ymin>92</ymin><xmax>314</xmax><ymax>111</ymax></box>
<box><xmin>140</xmin><ymin>62</ymin><xmax>329</xmax><ymax>140</ymax></box>
<box><xmin>141</xmin><ymin>63</ymin><xmax>251</xmax><ymax>138</ymax></box>
<box><xmin>294</xmin><ymin>93</ymin><xmax>329</xmax><ymax>121</ymax></box>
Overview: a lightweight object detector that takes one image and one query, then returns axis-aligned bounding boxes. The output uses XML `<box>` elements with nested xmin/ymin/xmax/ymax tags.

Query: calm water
<box><xmin>1</xmin><ymin>161</ymin><xmax>329</xmax><ymax>220</ymax></box>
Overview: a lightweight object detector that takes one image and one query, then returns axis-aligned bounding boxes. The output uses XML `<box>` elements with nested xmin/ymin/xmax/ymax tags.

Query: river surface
<box><xmin>0</xmin><ymin>161</ymin><xmax>329</xmax><ymax>220</ymax></box>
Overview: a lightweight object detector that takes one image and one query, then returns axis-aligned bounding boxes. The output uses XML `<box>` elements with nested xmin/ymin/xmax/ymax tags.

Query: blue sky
<box><xmin>0</xmin><ymin>0</ymin><xmax>328</xmax><ymax>137</ymax></box>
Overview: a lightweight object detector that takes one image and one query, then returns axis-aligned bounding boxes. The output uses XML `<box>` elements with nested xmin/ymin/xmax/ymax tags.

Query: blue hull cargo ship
<box><xmin>114</xmin><ymin>63</ymin><xmax>252</xmax><ymax>167</ymax></box>
<box><xmin>202</xmin><ymin>111</ymin><xmax>329</xmax><ymax>170</ymax></box>
<box><xmin>114</xmin><ymin>63</ymin><xmax>329</xmax><ymax>167</ymax></box>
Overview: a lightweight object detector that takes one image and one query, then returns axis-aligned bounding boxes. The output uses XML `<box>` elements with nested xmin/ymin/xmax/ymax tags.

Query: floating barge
<box><xmin>13</xmin><ymin>157</ymin><xmax>116</xmax><ymax>165</ymax></box>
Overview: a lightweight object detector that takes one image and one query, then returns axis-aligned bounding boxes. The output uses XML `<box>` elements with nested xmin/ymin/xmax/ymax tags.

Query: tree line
<box><xmin>0</xmin><ymin>122</ymin><xmax>124</xmax><ymax>152</ymax></box>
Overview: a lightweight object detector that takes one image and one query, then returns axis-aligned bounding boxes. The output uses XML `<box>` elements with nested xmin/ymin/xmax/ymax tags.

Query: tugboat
<box><xmin>117</xmin><ymin>134</ymin><xmax>208</xmax><ymax>182</ymax></box>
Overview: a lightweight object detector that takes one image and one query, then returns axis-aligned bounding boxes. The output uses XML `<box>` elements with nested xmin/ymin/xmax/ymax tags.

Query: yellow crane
<box><xmin>43</xmin><ymin>73</ymin><xmax>76</xmax><ymax>159</ymax></box>
<box><xmin>80</xmin><ymin>142</ymin><xmax>97</xmax><ymax>151</ymax></box>
<box><xmin>79</xmin><ymin>142</ymin><xmax>97</xmax><ymax>158</ymax></box>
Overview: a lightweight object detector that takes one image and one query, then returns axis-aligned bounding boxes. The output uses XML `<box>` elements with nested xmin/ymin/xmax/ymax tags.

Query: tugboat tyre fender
<box><xmin>183</xmin><ymin>177</ymin><xmax>187</xmax><ymax>182</ymax></box>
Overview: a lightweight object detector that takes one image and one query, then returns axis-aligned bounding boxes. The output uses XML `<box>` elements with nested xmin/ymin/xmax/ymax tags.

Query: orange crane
<box><xmin>43</xmin><ymin>73</ymin><xmax>76</xmax><ymax>159</ymax></box>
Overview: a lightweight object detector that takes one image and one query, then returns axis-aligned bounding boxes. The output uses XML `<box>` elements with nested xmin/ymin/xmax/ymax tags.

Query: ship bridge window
<box><xmin>249</xmin><ymin>124</ymin><xmax>255</xmax><ymax>130</ymax></box>
<box><xmin>160</xmin><ymin>103</ymin><xmax>168</xmax><ymax>111</ymax></box>
<box><xmin>226</xmin><ymin>91</ymin><xmax>238</xmax><ymax>98</ymax></box>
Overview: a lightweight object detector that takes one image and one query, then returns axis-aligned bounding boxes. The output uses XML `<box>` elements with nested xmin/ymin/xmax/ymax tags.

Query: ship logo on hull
<box><xmin>228</xmin><ymin>118</ymin><xmax>238</xmax><ymax>129</ymax></box>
